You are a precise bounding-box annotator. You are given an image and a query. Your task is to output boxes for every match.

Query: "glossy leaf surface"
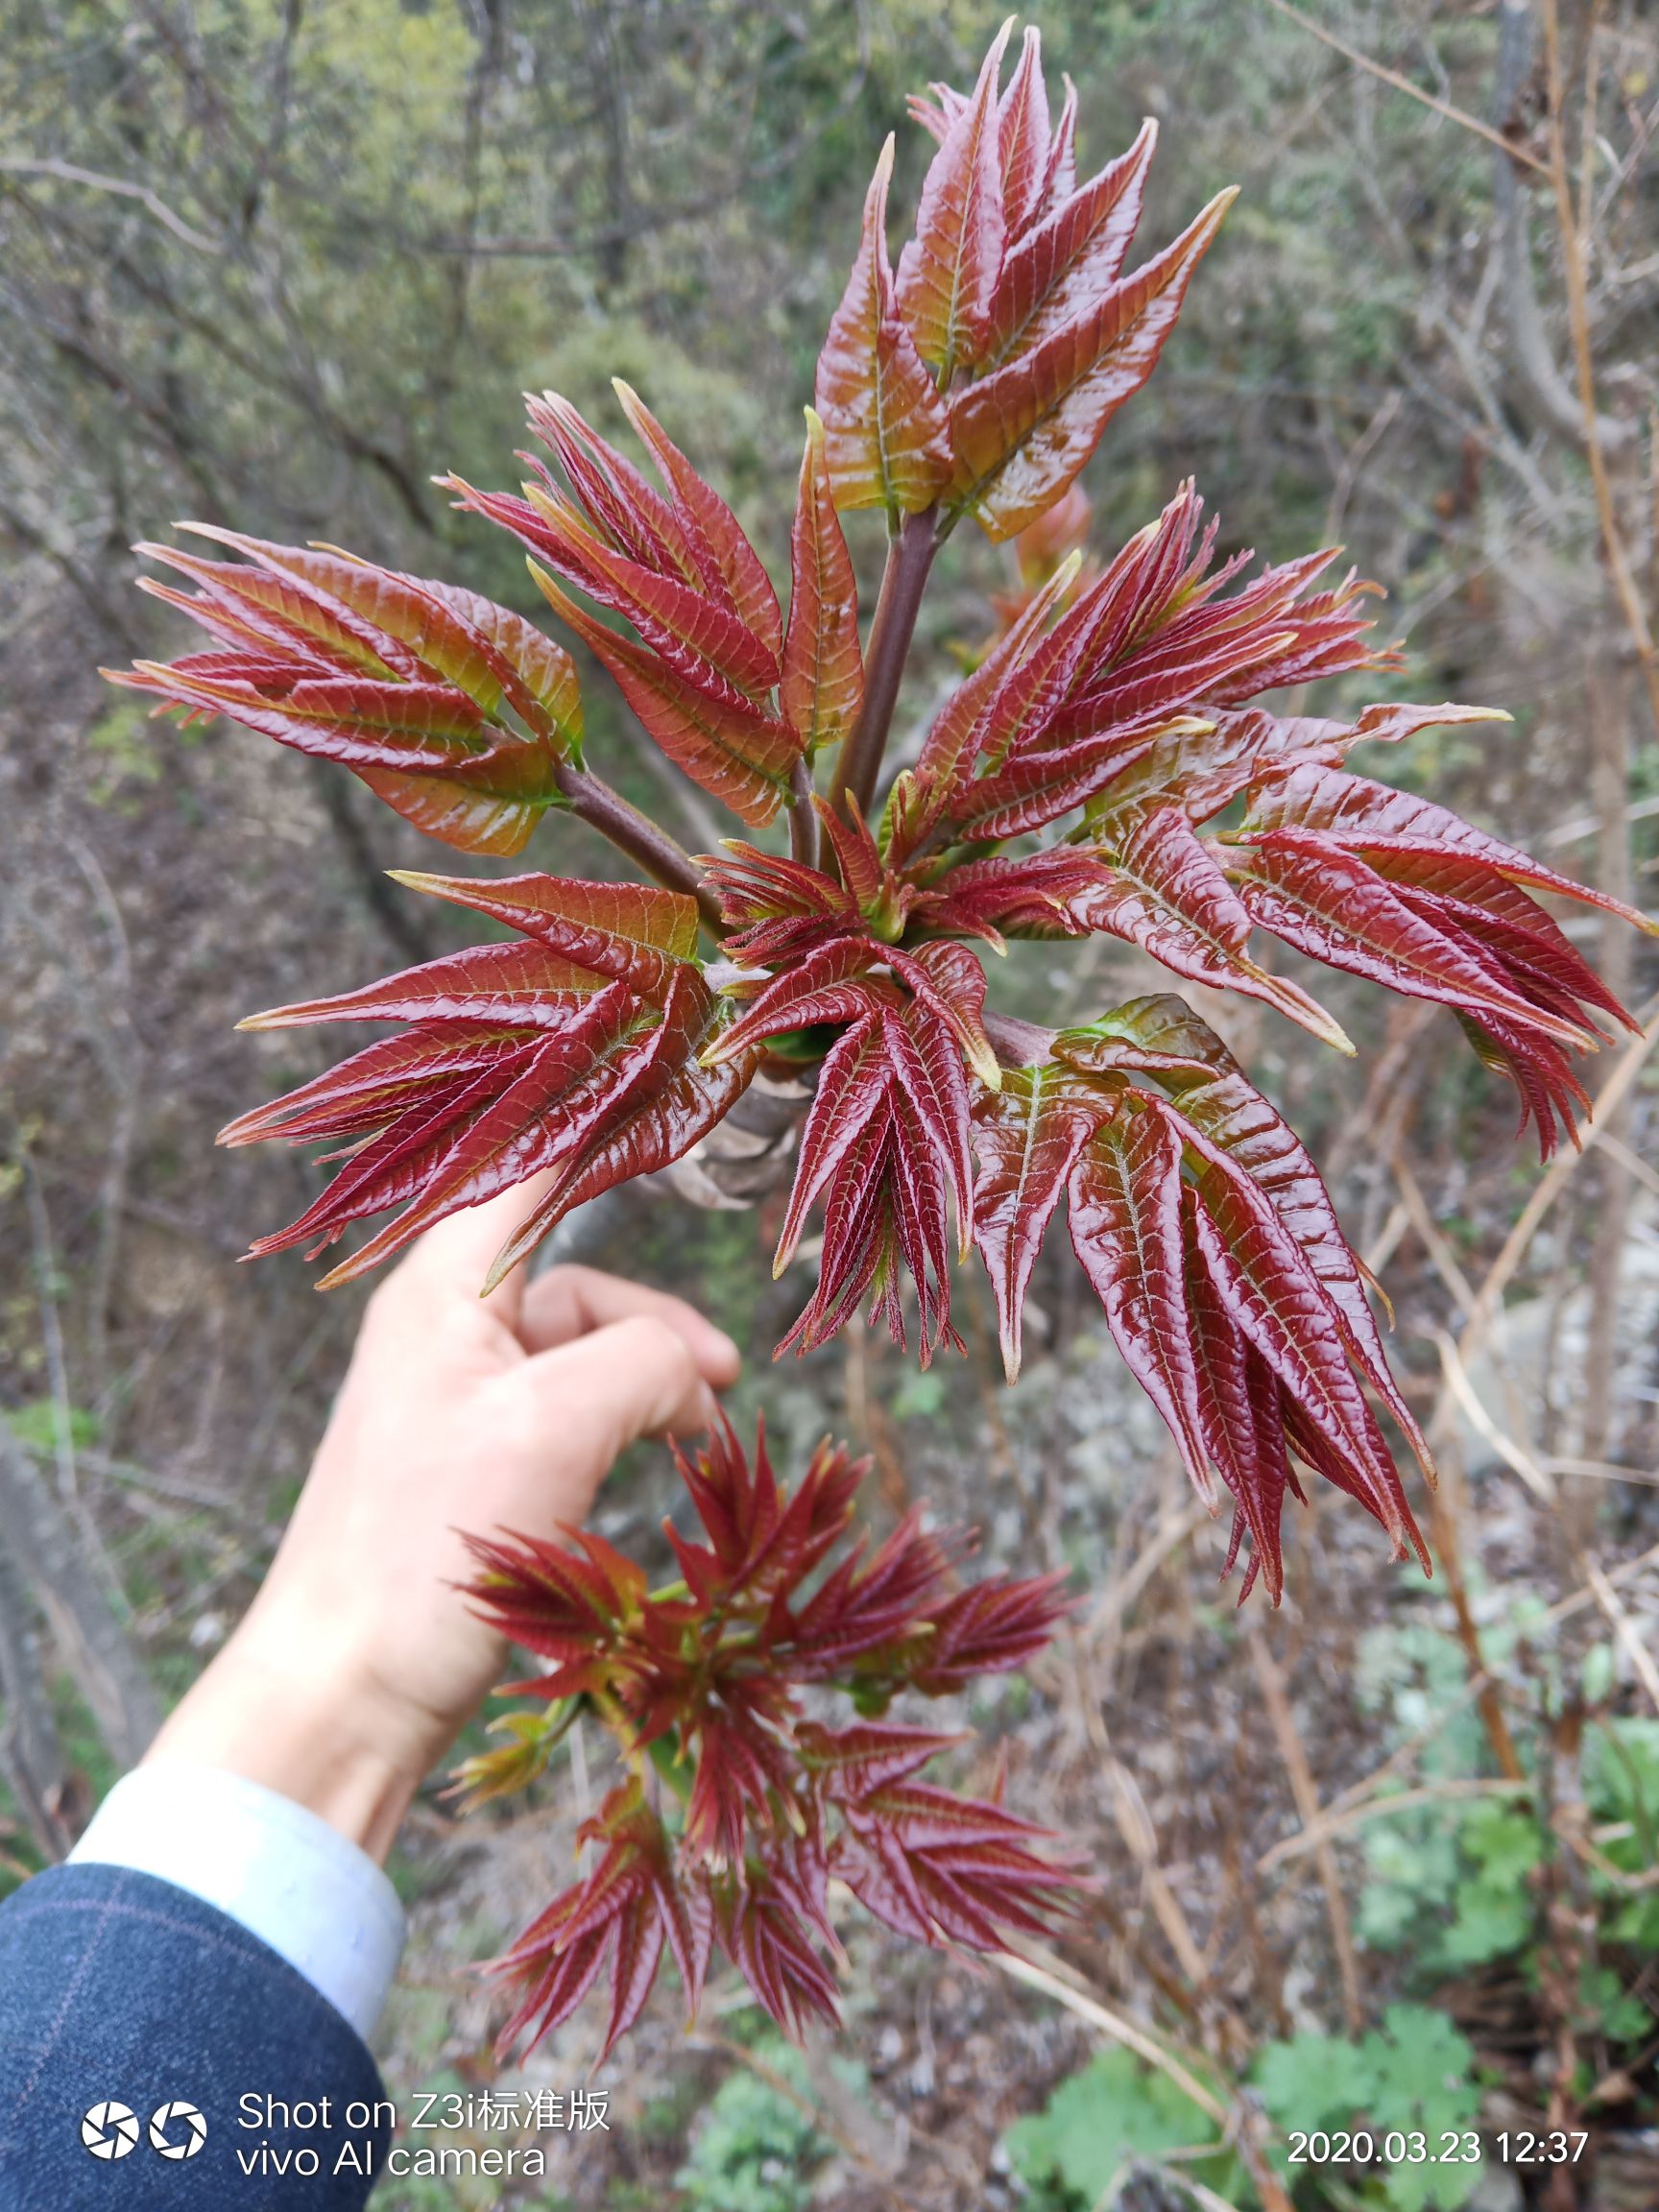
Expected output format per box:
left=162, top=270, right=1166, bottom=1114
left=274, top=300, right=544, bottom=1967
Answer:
left=950, top=189, right=1237, bottom=540
left=109, top=532, right=579, bottom=854
left=781, top=410, right=864, bottom=757
left=118, top=16, right=1652, bottom=1654
left=815, top=136, right=955, bottom=516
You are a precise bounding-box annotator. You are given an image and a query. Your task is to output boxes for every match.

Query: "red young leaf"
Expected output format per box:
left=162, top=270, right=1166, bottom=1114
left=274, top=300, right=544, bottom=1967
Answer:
left=987, top=117, right=1159, bottom=362
left=665, top=1419, right=865, bottom=1612
left=518, top=480, right=779, bottom=701
left=235, top=939, right=618, bottom=1030
left=685, top=1699, right=797, bottom=1863
left=907, top=1571, right=1074, bottom=1693
left=908, top=845, right=1108, bottom=949
left=1213, top=758, right=1653, bottom=1147
left=612, top=379, right=783, bottom=659
left=702, top=839, right=860, bottom=967
left=1067, top=806, right=1354, bottom=1050
left=774, top=990, right=975, bottom=1366
left=797, top=1720, right=967, bottom=1801
left=950, top=188, right=1237, bottom=540
left=482, top=985, right=762, bottom=1288
left=785, top=1505, right=960, bottom=1667
left=108, top=533, right=579, bottom=855
left=1186, top=1171, right=1423, bottom=1568
left=781, top=409, right=864, bottom=757
left=1099, top=699, right=1502, bottom=827
left=1067, top=1097, right=1215, bottom=1500
left=971, top=1062, right=1109, bottom=1378
left=463, top=1414, right=1081, bottom=2054
left=529, top=561, right=798, bottom=827
left=521, top=389, right=780, bottom=680
left=715, top=1865, right=843, bottom=2037
left=1232, top=835, right=1601, bottom=1045
left=815, top=135, right=955, bottom=516
left=996, top=26, right=1052, bottom=240
left=1242, top=761, right=1659, bottom=929
left=491, top=1780, right=702, bottom=2059
left=915, top=485, right=1391, bottom=845
left=383, top=869, right=701, bottom=998
left=895, top=20, right=1011, bottom=377
left=220, top=878, right=741, bottom=1286
left=445, top=387, right=797, bottom=825
left=833, top=1778, right=1081, bottom=1951
left=1183, top=1231, right=1297, bottom=1604
left=1055, top=995, right=1430, bottom=1473
left=948, top=711, right=1188, bottom=842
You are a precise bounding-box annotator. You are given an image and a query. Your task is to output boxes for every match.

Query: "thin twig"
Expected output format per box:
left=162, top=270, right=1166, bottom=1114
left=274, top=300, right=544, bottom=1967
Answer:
left=996, top=1951, right=1294, bottom=2212
left=1106, top=1757, right=1211, bottom=1990
left=1261, top=0, right=1549, bottom=171
left=1431, top=1329, right=1556, bottom=1504
left=1082, top=1501, right=1210, bottom=1647
left=1246, top=1620, right=1364, bottom=2033
left=831, top=510, right=939, bottom=822
left=1455, top=996, right=1659, bottom=1356
left=0, top=156, right=223, bottom=252
left=554, top=763, right=721, bottom=931
left=993, top=1951, right=1229, bottom=2125
left=1259, top=1779, right=1534, bottom=1872
left=1581, top=1554, right=1659, bottom=1718
left=685, top=2032, right=918, bottom=2203
left=1541, top=0, right=1659, bottom=731
left=1392, top=1152, right=1478, bottom=1316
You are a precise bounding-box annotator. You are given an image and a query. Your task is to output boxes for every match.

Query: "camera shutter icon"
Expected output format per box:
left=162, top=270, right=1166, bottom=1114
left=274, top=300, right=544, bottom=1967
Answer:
left=149, top=2100, right=208, bottom=2159
left=81, top=2103, right=140, bottom=2160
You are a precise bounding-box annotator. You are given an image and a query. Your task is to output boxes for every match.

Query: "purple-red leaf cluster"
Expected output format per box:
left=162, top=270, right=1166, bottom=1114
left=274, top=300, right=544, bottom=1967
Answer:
left=816, top=26, right=1235, bottom=536
left=460, top=1416, right=1077, bottom=2055
left=108, top=529, right=581, bottom=855
left=108, top=18, right=1653, bottom=1639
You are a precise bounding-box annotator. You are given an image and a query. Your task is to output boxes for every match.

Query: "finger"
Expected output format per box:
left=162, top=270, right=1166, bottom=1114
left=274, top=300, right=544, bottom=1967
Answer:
left=377, top=1167, right=563, bottom=1329
left=518, top=1263, right=741, bottom=1382
left=490, top=1316, right=719, bottom=1529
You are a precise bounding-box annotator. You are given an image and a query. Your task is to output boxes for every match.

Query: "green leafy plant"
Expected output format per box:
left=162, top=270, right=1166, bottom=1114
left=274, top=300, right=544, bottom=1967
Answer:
left=676, top=2041, right=854, bottom=2212
left=1004, top=2045, right=1246, bottom=2209
left=1008, top=2008, right=1483, bottom=2212
left=1254, top=2005, right=1484, bottom=2212
left=1358, top=1705, right=1659, bottom=2022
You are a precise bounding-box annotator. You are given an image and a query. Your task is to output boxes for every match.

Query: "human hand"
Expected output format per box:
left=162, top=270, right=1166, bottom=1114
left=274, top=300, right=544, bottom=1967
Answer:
left=142, top=1177, right=740, bottom=1859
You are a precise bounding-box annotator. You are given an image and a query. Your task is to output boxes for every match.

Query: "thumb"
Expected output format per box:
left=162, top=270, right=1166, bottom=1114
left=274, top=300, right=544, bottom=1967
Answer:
left=490, top=1314, right=716, bottom=1527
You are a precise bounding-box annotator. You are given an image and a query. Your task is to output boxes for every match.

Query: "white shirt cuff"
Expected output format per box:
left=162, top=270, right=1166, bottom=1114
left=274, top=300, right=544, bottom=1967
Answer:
left=69, top=1764, right=406, bottom=2043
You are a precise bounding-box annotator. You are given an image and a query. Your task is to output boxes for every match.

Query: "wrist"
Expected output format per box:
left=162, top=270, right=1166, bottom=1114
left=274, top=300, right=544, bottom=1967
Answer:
left=143, top=1607, right=432, bottom=1863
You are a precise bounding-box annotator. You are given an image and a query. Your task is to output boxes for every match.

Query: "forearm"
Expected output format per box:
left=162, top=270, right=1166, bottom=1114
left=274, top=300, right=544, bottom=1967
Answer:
left=141, top=1603, right=444, bottom=1865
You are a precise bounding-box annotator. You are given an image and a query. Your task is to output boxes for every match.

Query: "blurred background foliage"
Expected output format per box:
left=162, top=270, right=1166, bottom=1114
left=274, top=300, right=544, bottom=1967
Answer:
left=4, top=3, right=1659, bottom=2207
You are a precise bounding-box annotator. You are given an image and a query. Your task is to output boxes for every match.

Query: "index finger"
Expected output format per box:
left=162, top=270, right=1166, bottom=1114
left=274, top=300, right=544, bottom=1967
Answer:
left=519, top=1262, right=741, bottom=1383
left=376, top=1167, right=562, bottom=1329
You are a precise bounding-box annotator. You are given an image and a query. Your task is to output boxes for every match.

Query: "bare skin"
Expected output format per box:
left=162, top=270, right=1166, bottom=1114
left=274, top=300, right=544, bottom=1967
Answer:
left=143, top=1175, right=741, bottom=1860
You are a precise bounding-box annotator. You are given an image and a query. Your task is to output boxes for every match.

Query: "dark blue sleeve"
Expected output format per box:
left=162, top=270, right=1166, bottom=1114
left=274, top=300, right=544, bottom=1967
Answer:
left=0, top=1863, right=392, bottom=2209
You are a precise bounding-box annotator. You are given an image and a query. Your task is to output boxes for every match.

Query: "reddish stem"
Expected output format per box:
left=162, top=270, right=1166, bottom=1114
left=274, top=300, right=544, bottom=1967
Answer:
left=557, top=762, right=723, bottom=933
left=830, top=507, right=940, bottom=823
left=787, top=756, right=821, bottom=872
